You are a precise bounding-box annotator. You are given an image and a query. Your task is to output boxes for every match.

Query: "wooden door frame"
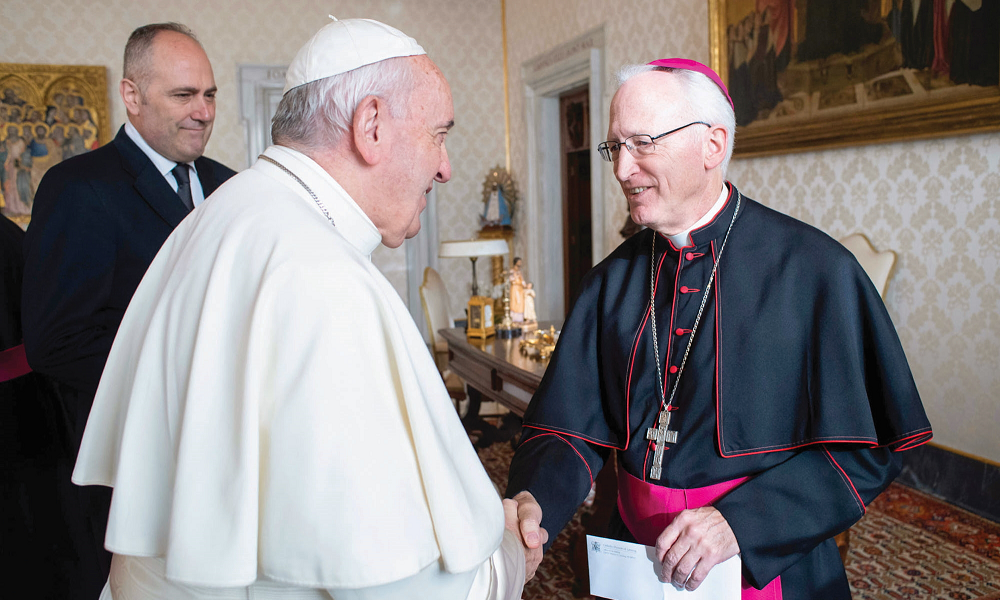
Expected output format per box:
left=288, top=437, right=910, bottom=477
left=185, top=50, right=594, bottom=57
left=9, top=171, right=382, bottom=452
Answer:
left=522, top=26, right=605, bottom=321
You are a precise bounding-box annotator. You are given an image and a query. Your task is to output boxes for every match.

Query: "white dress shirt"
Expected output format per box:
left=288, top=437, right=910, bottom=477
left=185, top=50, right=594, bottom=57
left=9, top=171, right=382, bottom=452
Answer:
left=124, top=121, right=206, bottom=207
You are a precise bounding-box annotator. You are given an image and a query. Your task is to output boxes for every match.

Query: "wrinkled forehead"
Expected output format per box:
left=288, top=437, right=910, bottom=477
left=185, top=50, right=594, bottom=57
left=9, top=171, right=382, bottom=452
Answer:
left=608, top=72, right=687, bottom=138
left=411, top=57, right=454, bottom=119
left=417, top=56, right=451, bottom=96
left=147, top=31, right=214, bottom=81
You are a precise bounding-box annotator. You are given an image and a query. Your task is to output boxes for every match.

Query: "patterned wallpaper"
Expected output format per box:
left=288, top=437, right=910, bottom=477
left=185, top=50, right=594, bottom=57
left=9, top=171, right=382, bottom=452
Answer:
left=502, top=0, right=1000, bottom=462
left=0, top=0, right=507, bottom=329
left=730, top=135, right=1000, bottom=465
left=3, top=0, right=996, bottom=461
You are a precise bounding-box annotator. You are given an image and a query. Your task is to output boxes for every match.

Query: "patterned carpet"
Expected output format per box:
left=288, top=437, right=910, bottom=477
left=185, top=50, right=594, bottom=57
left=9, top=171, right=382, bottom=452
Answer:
left=474, top=439, right=1000, bottom=600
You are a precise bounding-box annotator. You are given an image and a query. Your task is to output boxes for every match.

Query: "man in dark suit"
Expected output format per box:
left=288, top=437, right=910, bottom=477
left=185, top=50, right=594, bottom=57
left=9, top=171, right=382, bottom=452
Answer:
left=21, top=22, right=236, bottom=597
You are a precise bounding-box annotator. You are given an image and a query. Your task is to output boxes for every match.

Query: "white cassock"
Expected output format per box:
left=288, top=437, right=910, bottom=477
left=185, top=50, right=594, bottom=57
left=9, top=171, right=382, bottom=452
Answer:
left=72, top=145, right=525, bottom=600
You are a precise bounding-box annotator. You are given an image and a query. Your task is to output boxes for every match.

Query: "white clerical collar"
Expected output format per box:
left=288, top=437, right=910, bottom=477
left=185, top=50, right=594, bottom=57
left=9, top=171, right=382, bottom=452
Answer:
left=125, top=120, right=204, bottom=205
left=666, top=185, right=730, bottom=249
left=256, top=145, right=382, bottom=257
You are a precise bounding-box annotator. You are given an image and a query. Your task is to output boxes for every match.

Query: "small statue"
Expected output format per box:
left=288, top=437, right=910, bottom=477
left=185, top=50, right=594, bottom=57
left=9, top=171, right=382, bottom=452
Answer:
left=481, top=182, right=512, bottom=227
left=509, top=257, right=527, bottom=322
left=496, top=273, right=521, bottom=339
left=524, top=283, right=536, bottom=323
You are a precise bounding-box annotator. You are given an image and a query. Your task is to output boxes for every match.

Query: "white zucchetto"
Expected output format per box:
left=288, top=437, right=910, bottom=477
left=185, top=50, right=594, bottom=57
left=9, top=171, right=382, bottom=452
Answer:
left=283, top=16, right=426, bottom=94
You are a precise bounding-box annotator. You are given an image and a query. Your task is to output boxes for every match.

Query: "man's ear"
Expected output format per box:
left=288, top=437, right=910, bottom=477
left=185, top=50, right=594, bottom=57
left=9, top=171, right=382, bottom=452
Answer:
left=120, top=79, right=141, bottom=118
left=352, top=95, right=387, bottom=166
left=703, top=125, right=728, bottom=171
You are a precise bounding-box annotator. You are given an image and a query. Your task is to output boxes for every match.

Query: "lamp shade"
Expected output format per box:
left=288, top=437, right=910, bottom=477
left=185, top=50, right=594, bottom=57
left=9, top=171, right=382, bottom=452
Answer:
left=438, top=239, right=509, bottom=258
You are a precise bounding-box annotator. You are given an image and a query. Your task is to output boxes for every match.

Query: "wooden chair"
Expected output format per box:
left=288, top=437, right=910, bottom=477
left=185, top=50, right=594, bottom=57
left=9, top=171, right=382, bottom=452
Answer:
left=839, top=233, right=897, bottom=298
left=419, top=267, right=467, bottom=408
left=834, top=233, right=898, bottom=563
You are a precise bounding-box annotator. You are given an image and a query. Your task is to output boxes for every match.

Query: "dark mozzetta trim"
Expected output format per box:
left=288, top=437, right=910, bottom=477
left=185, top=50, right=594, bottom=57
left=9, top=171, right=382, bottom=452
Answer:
left=896, top=443, right=1000, bottom=524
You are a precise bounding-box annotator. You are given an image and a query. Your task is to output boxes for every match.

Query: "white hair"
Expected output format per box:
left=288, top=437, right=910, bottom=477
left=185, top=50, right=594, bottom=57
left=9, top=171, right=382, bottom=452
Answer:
left=271, top=56, right=416, bottom=151
left=615, top=63, right=736, bottom=176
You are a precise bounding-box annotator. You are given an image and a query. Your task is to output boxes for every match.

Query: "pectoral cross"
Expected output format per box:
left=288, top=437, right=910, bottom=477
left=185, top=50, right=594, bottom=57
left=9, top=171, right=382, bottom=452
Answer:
left=646, top=407, right=678, bottom=480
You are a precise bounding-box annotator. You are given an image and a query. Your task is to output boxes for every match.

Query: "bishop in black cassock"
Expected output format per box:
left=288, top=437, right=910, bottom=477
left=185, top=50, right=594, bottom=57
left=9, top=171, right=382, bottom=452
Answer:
left=505, top=60, right=931, bottom=600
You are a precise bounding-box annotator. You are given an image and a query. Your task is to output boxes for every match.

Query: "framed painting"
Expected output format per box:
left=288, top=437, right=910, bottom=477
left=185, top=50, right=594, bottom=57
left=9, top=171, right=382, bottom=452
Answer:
left=1, top=63, right=110, bottom=227
left=708, top=0, right=1000, bottom=157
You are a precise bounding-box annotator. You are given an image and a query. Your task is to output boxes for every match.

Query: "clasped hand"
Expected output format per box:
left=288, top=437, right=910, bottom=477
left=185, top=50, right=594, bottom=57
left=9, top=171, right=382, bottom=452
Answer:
left=502, top=491, right=549, bottom=582
left=654, top=506, right=740, bottom=591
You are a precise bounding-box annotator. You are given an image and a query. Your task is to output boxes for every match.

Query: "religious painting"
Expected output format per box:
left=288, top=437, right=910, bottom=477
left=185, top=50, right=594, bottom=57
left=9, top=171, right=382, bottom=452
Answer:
left=0, top=63, right=110, bottom=227
left=708, top=0, right=1000, bottom=156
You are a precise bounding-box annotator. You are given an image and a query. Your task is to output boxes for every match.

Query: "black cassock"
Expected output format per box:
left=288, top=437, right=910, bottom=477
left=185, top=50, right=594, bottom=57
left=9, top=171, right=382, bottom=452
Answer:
left=506, top=185, right=932, bottom=600
left=1, top=215, right=87, bottom=592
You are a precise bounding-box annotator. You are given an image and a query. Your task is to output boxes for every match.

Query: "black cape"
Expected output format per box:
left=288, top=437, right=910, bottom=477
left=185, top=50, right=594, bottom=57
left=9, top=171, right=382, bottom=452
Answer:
left=1, top=215, right=79, bottom=591
left=506, top=185, right=931, bottom=598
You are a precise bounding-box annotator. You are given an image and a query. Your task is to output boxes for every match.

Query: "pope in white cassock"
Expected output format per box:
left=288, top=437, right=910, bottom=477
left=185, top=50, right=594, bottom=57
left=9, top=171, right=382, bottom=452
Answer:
left=71, top=17, right=543, bottom=600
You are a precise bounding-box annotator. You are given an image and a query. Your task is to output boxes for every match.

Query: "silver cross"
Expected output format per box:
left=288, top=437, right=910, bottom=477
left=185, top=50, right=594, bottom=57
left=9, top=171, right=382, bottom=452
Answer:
left=646, top=408, right=678, bottom=480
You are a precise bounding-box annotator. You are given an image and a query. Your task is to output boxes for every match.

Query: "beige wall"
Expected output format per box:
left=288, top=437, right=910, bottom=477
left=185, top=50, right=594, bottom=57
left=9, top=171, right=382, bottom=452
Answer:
left=0, top=0, right=507, bottom=317
left=502, top=0, right=1000, bottom=463
left=4, top=0, right=996, bottom=462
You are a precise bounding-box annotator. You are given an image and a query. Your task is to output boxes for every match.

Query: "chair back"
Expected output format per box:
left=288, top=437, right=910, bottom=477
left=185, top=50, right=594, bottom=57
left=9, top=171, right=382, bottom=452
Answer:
left=420, top=267, right=454, bottom=354
left=839, top=233, right=897, bottom=299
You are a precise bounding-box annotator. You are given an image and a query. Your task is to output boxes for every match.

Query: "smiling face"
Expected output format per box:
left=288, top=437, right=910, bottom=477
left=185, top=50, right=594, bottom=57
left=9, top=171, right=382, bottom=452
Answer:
left=608, top=71, right=718, bottom=235
left=375, top=57, right=454, bottom=248
left=123, top=30, right=216, bottom=163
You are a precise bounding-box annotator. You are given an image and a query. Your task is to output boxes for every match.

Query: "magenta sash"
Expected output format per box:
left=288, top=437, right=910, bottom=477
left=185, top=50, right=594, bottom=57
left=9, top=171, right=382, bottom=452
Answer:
left=0, top=344, right=31, bottom=382
left=617, top=467, right=782, bottom=600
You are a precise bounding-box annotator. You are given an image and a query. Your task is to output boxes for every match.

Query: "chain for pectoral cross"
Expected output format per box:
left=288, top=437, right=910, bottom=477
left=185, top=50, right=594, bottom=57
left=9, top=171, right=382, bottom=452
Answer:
left=645, top=192, right=741, bottom=480
left=258, top=154, right=336, bottom=227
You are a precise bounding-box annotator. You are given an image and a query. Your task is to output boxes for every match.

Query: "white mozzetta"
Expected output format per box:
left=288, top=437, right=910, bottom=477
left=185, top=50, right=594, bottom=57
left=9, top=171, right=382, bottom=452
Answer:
left=73, top=146, right=515, bottom=597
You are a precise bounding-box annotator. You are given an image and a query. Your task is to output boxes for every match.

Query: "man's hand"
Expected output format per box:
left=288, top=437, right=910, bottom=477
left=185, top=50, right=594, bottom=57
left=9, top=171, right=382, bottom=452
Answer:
left=502, top=491, right=549, bottom=581
left=653, top=506, right=740, bottom=591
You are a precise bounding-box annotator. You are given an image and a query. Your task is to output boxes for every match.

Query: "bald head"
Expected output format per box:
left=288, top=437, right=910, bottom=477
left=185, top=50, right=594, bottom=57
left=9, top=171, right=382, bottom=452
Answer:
left=124, top=23, right=201, bottom=91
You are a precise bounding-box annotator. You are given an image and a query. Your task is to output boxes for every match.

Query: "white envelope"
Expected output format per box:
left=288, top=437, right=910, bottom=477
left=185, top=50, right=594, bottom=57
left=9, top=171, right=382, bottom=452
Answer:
left=587, top=535, right=741, bottom=600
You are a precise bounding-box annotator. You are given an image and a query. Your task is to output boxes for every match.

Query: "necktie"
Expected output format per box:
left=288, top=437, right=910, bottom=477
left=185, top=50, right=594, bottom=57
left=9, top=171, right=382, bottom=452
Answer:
left=172, top=163, right=193, bottom=211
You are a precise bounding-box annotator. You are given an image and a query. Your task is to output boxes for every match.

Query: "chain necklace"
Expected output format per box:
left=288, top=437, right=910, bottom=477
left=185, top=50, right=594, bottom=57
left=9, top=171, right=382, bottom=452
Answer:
left=258, top=154, right=336, bottom=227
left=645, top=191, right=740, bottom=479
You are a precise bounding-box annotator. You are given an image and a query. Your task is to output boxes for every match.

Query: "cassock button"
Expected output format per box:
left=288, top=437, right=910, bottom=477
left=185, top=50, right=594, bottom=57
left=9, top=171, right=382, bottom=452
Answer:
left=675, top=328, right=685, bottom=335
left=685, top=252, right=695, bottom=261
left=680, top=286, right=689, bottom=293
left=669, top=365, right=678, bottom=374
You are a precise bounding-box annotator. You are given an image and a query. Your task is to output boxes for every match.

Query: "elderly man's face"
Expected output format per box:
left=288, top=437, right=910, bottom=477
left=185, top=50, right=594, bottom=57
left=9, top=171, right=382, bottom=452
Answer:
left=377, top=57, right=454, bottom=248
left=608, top=72, right=711, bottom=235
left=126, top=30, right=217, bottom=163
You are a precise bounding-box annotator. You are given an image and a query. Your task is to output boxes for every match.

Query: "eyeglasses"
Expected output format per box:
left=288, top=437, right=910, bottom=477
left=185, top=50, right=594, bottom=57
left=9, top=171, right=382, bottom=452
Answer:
left=597, top=122, right=710, bottom=162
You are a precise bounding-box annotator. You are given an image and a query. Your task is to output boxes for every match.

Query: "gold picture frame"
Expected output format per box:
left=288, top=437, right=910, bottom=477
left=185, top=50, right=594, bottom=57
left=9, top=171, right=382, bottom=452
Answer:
left=708, top=0, right=1000, bottom=158
left=1, top=63, right=111, bottom=227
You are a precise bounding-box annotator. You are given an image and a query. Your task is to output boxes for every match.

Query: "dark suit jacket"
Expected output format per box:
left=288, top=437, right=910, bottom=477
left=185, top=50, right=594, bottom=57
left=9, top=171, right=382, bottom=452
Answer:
left=22, top=125, right=237, bottom=445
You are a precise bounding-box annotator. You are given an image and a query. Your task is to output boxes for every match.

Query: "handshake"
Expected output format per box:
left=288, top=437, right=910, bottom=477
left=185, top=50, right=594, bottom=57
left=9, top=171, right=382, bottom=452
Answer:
left=502, top=491, right=549, bottom=582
